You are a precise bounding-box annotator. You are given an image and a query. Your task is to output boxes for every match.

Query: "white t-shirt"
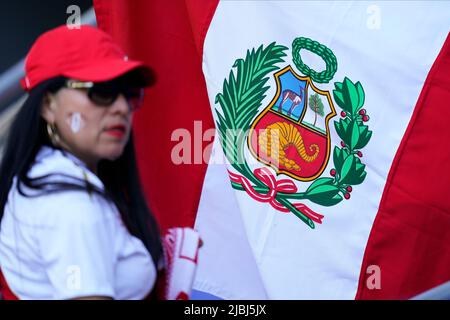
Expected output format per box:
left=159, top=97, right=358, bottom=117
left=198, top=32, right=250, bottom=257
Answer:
left=0, top=146, right=156, bottom=300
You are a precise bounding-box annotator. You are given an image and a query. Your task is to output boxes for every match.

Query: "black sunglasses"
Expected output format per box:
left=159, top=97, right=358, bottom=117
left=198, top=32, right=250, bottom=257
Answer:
left=65, top=79, right=145, bottom=111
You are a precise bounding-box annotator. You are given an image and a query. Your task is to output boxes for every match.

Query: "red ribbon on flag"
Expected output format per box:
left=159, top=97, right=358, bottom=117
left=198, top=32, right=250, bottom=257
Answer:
left=228, top=168, right=324, bottom=223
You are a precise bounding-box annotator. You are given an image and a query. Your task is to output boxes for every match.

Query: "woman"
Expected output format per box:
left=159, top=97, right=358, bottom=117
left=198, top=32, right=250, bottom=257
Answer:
left=0, top=25, right=163, bottom=299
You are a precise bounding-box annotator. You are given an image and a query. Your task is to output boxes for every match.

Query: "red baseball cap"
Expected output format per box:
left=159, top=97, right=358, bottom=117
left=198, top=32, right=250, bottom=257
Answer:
left=21, top=25, right=154, bottom=91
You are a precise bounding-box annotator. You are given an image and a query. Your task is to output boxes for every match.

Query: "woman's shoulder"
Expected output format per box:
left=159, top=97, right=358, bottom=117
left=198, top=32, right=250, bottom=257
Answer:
left=29, top=146, right=103, bottom=189
left=8, top=146, right=114, bottom=228
left=29, top=146, right=71, bottom=177
left=35, top=190, right=117, bottom=229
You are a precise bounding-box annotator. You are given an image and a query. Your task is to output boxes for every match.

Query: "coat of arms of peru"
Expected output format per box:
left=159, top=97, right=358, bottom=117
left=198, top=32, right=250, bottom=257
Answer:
left=215, top=38, right=372, bottom=229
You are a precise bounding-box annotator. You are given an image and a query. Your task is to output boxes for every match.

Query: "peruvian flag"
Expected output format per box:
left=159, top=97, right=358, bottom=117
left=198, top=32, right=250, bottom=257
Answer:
left=94, top=0, right=450, bottom=299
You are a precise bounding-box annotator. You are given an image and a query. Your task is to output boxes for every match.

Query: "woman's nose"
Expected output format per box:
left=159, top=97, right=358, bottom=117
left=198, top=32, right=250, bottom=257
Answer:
left=110, top=94, right=131, bottom=115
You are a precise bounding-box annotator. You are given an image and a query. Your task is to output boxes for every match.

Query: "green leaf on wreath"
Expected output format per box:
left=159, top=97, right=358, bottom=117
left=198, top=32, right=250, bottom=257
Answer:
left=305, top=184, right=340, bottom=205
left=333, top=147, right=347, bottom=173
left=323, top=194, right=344, bottom=206
left=340, top=157, right=367, bottom=185
left=342, top=77, right=360, bottom=114
left=350, top=120, right=361, bottom=150
left=352, top=159, right=367, bottom=185
left=334, top=121, right=344, bottom=141
left=333, top=78, right=365, bottom=114
left=334, top=118, right=350, bottom=142
left=333, top=88, right=347, bottom=112
left=356, top=81, right=365, bottom=110
left=348, top=171, right=367, bottom=185
left=339, top=154, right=357, bottom=185
left=306, top=177, right=335, bottom=193
left=354, top=125, right=372, bottom=149
left=355, top=160, right=366, bottom=176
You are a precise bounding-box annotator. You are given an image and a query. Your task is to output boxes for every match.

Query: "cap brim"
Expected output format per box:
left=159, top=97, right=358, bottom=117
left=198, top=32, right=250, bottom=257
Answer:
left=63, top=59, right=156, bottom=87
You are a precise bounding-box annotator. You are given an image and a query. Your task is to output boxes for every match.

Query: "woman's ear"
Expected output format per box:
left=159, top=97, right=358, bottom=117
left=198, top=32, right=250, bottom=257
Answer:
left=41, top=92, right=57, bottom=123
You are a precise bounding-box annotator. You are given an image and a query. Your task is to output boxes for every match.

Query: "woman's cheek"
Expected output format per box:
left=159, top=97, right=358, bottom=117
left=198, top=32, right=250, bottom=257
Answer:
left=65, top=112, right=86, bottom=134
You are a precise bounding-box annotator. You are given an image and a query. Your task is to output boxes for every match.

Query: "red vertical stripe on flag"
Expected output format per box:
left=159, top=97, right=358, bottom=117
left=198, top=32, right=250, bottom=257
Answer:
left=356, top=33, right=450, bottom=299
left=94, top=0, right=219, bottom=229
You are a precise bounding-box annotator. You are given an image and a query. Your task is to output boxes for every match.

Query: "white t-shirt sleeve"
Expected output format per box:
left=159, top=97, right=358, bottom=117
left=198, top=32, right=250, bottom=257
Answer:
left=36, top=191, right=117, bottom=300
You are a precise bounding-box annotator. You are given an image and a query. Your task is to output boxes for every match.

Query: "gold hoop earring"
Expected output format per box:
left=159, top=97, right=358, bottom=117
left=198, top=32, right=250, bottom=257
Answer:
left=46, top=122, right=60, bottom=146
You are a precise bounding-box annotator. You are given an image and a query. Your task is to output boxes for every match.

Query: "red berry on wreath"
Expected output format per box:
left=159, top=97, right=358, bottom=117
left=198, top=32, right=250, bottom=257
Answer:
left=359, top=109, right=366, bottom=115
left=346, top=186, right=353, bottom=192
left=330, top=169, right=336, bottom=176
left=340, top=111, right=346, bottom=117
left=340, top=141, right=346, bottom=147
left=362, top=115, right=369, bottom=122
left=344, top=193, right=351, bottom=200
left=357, top=151, right=363, bottom=157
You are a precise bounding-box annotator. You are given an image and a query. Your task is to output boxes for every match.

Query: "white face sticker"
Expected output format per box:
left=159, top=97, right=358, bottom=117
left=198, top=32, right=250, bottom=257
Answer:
left=68, top=112, right=84, bottom=134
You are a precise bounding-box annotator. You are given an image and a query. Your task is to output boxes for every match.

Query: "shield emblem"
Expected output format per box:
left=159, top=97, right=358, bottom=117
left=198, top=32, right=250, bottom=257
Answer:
left=248, top=65, right=337, bottom=181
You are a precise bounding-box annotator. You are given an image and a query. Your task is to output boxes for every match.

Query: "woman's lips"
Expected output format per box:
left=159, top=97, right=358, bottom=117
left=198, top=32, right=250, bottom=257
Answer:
left=104, top=124, right=127, bottom=138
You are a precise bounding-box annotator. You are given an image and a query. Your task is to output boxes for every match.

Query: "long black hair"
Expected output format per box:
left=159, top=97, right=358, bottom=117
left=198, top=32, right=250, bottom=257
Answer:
left=0, top=76, right=163, bottom=268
